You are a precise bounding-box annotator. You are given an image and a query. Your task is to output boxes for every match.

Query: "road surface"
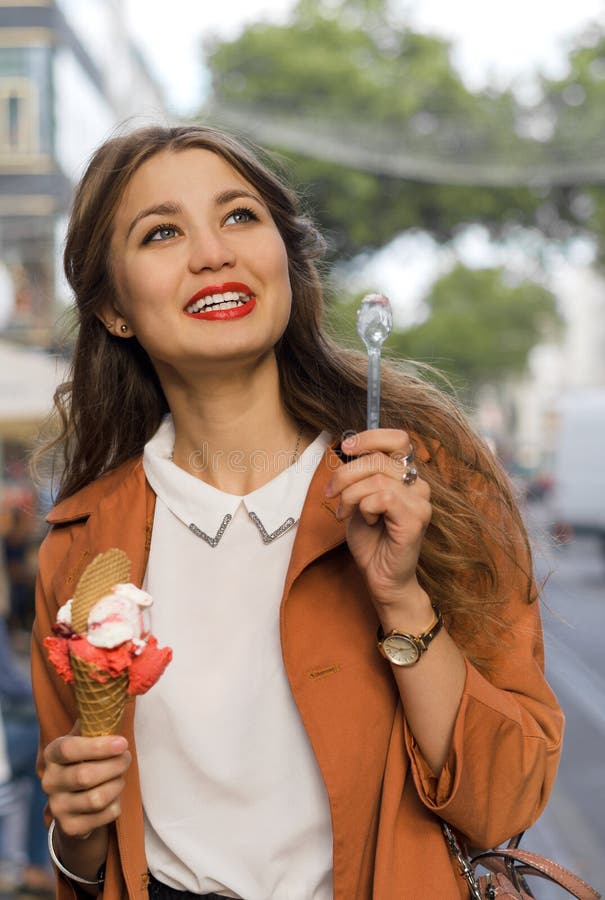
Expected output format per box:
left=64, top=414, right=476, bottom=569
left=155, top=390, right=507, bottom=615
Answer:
left=515, top=502, right=605, bottom=897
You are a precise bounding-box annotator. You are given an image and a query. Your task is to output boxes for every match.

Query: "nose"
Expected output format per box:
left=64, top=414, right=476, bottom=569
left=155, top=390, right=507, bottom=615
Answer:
left=187, top=227, right=236, bottom=273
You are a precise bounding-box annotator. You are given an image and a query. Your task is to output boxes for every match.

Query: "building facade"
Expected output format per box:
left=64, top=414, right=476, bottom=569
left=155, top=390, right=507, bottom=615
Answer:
left=0, top=0, right=166, bottom=346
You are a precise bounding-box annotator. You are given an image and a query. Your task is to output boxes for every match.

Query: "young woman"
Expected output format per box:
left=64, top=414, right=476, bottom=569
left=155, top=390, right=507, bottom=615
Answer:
left=31, top=125, right=563, bottom=900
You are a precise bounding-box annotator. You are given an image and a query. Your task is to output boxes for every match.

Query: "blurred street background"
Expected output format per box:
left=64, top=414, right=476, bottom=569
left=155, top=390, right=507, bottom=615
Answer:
left=0, top=0, right=604, bottom=896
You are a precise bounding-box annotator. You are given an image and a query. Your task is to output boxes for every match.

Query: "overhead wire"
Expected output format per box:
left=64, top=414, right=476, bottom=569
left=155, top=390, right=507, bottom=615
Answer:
left=211, top=105, right=605, bottom=187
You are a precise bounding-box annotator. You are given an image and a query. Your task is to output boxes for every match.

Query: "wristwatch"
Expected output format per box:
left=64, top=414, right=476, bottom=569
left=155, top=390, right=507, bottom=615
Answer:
left=377, top=608, right=443, bottom=667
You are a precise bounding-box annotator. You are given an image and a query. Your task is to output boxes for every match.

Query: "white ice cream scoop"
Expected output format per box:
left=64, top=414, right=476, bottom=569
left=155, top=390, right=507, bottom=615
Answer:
left=87, top=583, right=153, bottom=649
left=56, top=598, right=73, bottom=628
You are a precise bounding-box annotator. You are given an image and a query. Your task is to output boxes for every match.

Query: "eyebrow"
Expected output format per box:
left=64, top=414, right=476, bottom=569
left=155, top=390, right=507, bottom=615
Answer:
left=126, top=202, right=182, bottom=239
left=126, top=189, right=265, bottom=239
left=215, top=188, right=265, bottom=207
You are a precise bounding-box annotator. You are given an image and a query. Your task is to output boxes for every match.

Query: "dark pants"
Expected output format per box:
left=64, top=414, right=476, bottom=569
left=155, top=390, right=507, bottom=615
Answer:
left=148, top=873, right=243, bottom=900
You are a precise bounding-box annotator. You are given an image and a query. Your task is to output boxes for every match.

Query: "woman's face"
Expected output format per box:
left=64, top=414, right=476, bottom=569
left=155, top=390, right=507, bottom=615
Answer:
left=106, top=148, right=292, bottom=376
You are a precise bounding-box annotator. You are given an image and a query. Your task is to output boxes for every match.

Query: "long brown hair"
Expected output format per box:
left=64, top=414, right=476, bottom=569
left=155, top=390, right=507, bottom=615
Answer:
left=38, top=124, right=534, bottom=655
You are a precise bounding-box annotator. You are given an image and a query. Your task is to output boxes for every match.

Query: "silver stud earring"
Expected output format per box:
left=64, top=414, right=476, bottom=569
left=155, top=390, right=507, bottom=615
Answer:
left=120, top=324, right=128, bottom=334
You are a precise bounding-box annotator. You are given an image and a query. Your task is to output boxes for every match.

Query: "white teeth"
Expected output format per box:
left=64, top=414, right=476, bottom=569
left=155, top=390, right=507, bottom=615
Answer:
left=185, top=291, right=250, bottom=314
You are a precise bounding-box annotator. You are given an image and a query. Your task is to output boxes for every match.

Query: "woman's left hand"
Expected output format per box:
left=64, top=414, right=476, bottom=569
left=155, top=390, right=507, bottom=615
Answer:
left=325, top=429, right=432, bottom=612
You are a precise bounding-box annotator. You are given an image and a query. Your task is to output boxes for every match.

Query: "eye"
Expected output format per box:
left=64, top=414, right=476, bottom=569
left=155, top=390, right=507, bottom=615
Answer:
left=224, top=207, right=259, bottom=226
left=142, top=223, right=180, bottom=244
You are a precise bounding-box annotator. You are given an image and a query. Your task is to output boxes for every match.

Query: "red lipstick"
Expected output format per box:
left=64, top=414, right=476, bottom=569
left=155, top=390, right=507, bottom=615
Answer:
left=192, top=299, right=256, bottom=321
left=184, top=281, right=256, bottom=322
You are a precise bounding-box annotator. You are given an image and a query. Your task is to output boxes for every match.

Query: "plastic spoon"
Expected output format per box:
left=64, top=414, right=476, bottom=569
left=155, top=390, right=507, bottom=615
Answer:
left=356, top=293, right=393, bottom=430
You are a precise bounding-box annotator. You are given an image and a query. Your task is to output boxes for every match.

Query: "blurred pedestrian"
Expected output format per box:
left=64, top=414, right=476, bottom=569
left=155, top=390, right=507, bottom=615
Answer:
left=32, top=125, right=563, bottom=900
left=0, top=596, right=53, bottom=896
left=0, top=706, right=22, bottom=894
left=3, top=507, right=36, bottom=634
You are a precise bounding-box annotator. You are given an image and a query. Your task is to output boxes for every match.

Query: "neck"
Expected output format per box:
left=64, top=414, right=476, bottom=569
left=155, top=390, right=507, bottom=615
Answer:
left=157, top=355, right=306, bottom=494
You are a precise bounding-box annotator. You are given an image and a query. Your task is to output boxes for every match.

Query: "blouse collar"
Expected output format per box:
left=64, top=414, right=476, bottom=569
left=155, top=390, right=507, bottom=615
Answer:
left=143, top=417, right=331, bottom=546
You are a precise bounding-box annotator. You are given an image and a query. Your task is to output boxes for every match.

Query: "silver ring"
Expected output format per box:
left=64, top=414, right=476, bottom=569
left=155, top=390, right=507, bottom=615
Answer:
left=400, top=450, right=414, bottom=467
left=401, top=465, right=418, bottom=486
left=392, top=445, right=416, bottom=485
left=392, top=445, right=414, bottom=466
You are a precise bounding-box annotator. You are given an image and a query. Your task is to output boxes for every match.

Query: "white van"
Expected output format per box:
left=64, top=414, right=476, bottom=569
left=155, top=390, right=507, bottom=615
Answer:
left=550, top=388, right=605, bottom=538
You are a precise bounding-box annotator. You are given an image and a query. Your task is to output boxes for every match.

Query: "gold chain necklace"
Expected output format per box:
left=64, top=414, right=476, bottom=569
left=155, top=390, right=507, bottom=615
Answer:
left=291, top=426, right=303, bottom=463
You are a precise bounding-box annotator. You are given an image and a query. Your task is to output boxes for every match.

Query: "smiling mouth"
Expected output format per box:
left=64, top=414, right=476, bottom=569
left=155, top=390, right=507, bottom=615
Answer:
left=184, top=290, right=253, bottom=314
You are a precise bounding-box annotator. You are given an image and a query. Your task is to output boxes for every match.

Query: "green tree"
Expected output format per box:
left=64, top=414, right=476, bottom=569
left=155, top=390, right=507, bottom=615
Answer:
left=204, top=0, right=540, bottom=258
left=326, top=265, right=562, bottom=403
left=392, top=265, right=561, bottom=399
left=202, top=0, right=568, bottom=405
left=534, top=24, right=605, bottom=259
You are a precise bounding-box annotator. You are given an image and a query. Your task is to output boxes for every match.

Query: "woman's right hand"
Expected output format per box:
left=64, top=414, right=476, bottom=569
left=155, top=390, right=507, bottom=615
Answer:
left=42, top=730, right=131, bottom=838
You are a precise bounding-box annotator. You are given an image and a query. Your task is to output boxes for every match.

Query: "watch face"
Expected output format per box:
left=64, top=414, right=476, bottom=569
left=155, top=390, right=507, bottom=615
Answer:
left=382, top=634, right=420, bottom=666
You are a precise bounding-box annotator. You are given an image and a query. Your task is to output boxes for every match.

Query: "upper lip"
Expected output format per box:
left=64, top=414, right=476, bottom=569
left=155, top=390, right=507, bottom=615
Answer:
left=185, top=281, right=254, bottom=309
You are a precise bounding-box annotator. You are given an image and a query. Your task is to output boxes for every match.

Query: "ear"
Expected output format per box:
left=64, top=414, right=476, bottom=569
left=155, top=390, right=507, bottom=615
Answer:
left=96, top=302, right=131, bottom=338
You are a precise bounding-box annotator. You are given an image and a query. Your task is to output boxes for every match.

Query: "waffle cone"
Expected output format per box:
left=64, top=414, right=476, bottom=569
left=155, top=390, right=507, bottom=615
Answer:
left=71, top=549, right=131, bottom=633
left=70, top=656, right=129, bottom=736
left=70, top=549, right=132, bottom=735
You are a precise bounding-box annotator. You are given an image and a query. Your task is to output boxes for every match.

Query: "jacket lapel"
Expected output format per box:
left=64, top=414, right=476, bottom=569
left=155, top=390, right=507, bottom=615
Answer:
left=283, top=444, right=347, bottom=591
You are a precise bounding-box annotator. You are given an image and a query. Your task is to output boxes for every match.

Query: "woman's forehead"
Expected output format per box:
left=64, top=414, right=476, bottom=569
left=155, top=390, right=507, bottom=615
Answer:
left=113, top=148, right=259, bottom=231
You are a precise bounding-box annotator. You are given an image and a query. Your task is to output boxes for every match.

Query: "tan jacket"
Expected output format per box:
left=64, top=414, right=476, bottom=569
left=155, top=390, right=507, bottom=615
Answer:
left=32, top=445, right=564, bottom=900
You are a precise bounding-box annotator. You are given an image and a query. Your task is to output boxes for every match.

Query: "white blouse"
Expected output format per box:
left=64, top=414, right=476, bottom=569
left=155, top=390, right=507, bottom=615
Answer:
left=137, top=419, right=333, bottom=900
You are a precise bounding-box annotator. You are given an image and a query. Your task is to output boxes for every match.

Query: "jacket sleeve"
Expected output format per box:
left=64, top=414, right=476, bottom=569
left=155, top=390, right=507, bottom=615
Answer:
left=403, top=462, right=564, bottom=849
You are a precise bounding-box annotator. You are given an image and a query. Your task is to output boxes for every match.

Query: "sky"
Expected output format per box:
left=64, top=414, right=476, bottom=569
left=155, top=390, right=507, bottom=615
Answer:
left=125, top=0, right=605, bottom=113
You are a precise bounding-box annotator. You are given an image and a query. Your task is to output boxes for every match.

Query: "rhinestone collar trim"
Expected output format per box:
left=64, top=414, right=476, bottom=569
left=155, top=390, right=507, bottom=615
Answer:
left=188, top=510, right=298, bottom=547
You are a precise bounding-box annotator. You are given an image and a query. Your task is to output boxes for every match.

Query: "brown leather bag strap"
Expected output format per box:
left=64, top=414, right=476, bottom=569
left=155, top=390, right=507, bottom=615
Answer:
left=471, top=847, right=601, bottom=900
